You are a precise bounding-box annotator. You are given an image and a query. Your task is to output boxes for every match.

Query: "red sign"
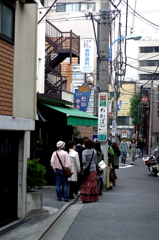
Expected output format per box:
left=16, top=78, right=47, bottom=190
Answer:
left=142, top=96, right=148, bottom=103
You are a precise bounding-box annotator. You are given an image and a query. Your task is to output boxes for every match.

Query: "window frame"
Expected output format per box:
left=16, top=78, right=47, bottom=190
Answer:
left=140, top=46, right=159, bottom=53
left=140, top=60, right=159, bottom=67
left=140, top=73, right=159, bottom=80
left=56, top=2, right=95, bottom=12
left=0, top=1, right=15, bottom=44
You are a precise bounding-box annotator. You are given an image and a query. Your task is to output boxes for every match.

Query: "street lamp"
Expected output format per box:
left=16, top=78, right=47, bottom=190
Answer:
left=108, top=35, right=142, bottom=62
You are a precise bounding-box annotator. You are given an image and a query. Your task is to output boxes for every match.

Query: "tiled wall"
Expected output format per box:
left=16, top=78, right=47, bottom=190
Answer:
left=0, top=39, right=14, bottom=116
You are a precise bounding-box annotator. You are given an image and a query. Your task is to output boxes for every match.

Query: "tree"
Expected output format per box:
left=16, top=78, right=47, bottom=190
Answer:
left=129, top=93, right=142, bottom=125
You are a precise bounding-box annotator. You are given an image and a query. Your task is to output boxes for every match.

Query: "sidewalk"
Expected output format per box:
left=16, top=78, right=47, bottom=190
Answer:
left=0, top=155, right=149, bottom=239
left=0, top=186, right=79, bottom=240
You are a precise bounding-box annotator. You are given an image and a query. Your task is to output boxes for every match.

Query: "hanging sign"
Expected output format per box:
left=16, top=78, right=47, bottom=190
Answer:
left=98, top=93, right=108, bottom=141
left=112, top=120, right=117, bottom=136
left=80, top=38, right=94, bottom=73
left=74, top=83, right=91, bottom=111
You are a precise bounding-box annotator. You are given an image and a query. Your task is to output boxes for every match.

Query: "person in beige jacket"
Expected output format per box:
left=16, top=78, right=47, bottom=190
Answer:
left=67, top=141, right=80, bottom=199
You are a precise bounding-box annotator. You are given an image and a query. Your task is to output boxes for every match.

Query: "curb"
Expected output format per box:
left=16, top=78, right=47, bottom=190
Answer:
left=38, top=194, right=80, bottom=240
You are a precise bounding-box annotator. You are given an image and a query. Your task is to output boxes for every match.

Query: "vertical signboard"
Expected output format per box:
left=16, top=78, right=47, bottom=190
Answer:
left=98, top=93, right=108, bottom=141
left=112, top=120, right=116, bottom=136
left=74, top=84, right=91, bottom=111
left=80, top=39, right=94, bottom=73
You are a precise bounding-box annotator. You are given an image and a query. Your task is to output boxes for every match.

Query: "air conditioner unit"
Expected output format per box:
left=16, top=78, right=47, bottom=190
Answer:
left=19, top=0, right=38, bottom=3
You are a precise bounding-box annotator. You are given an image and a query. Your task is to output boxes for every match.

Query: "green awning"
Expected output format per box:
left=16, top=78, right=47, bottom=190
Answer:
left=41, top=103, right=98, bottom=126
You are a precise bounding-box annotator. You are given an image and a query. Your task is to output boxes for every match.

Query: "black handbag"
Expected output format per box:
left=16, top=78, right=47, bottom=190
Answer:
left=56, top=151, right=73, bottom=179
left=81, top=150, right=94, bottom=181
left=110, top=169, right=117, bottom=181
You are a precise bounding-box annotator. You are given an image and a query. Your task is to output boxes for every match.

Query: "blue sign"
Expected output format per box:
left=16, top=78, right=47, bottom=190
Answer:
left=74, top=84, right=91, bottom=111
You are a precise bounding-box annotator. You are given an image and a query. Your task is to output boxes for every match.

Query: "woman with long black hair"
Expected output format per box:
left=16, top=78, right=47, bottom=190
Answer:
left=94, top=142, right=104, bottom=196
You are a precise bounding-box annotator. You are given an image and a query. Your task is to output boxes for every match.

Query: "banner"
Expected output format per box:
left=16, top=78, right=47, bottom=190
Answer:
left=80, top=39, right=94, bottom=73
left=74, top=83, right=91, bottom=111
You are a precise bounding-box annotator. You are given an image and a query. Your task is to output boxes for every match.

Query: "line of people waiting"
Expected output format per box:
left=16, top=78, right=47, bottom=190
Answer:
left=50, top=137, right=121, bottom=203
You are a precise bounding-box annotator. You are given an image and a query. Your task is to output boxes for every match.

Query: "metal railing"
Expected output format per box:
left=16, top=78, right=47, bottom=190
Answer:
left=45, top=19, right=80, bottom=53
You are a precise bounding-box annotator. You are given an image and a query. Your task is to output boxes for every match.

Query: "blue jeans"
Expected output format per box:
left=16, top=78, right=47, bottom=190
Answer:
left=121, top=152, right=127, bottom=164
left=54, top=169, right=68, bottom=200
left=131, top=155, right=135, bottom=163
left=138, top=148, right=143, bottom=157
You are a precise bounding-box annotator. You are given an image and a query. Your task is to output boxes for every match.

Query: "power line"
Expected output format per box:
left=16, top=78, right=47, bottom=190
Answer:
left=38, top=0, right=57, bottom=24
left=122, top=0, right=159, bottom=29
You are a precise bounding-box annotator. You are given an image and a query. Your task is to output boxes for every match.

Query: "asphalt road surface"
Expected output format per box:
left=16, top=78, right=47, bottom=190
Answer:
left=44, top=158, right=159, bottom=240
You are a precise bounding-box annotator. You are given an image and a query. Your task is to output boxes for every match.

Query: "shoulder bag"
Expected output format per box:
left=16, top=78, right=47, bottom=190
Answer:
left=82, top=150, right=94, bottom=181
left=98, top=160, right=106, bottom=171
left=56, top=151, right=73, bottom=179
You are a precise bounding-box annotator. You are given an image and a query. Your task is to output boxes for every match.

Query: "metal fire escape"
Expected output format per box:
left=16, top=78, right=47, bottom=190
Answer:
left=45, top=20, right=80, bottom=93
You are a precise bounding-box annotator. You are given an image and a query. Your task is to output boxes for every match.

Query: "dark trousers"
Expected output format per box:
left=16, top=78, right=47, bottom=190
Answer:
left=69, top=181, right=77, bottom=199
left=98, top=178, right=103, bottom=195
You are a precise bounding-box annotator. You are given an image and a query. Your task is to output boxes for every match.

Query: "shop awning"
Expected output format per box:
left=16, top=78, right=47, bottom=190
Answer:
left=41, top=103, right=98, bottom=126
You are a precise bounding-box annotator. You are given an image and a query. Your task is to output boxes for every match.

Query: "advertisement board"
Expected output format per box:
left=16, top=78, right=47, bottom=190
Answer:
left=80, top=39, right=94, bottom=73
left=98, top=93, right=107, bottom=141
left=74, top=84, right=91, bottom=111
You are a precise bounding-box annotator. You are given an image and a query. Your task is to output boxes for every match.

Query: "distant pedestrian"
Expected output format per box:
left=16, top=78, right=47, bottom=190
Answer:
left=111, top=142, right=121, bottom=185
left=120, top=138, right=129, bottom=164
left=76, top=138, right=85, bottom=171
left=80, top=139, right=99, bottom=203
left=50, top=141, right=71, bottom=202
left=68, top=141, right=80, bottom=199
left=129, top=139, right=137, bottom=165
left=94, top=142, right=104, bottom=196
left=75, top=138, right=85, bottom=190
left=137, top=138, right=145, bottom=157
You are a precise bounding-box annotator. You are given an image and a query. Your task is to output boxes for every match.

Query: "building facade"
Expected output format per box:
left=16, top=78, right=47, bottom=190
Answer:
left=137, top=40, right=159, bottom=148
left=0, top=0, right=38, bottom=227
left=109, top=82, right=136, bottom=137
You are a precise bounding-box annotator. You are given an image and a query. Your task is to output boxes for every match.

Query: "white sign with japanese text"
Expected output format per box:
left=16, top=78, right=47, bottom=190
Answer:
left=80, top=39, right=94, bottom=73
left=98, top=93, right=108, bottom=141
left=112, top=120, right=117, bottom=136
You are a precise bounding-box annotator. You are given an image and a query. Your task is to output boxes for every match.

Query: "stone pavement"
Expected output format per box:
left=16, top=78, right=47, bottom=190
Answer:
left=0, top=186, right=79, bottom=240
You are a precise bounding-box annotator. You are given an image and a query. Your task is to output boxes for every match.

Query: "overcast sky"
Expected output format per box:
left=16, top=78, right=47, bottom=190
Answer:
left=115, top=0, right=159, bottom=80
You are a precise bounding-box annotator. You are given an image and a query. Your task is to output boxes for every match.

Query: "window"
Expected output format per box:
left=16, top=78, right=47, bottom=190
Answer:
left=158, top=85, right=159, bottom=91
left=158, top=111, right=159, bottom=117
left=0, top=1, right=15, bottom=43
left=56, top=2, right=95, bottom=12
left=117, top=117, right=129, bottom=126
left=140, top=60, right=159, bottom=67
left=140, top=73, right=159, bottom=80
left=140, top=46, right=159, bottom=53
left=109, top=92, right=114, bottom=97
left=157, top=102, right=159, bottom=108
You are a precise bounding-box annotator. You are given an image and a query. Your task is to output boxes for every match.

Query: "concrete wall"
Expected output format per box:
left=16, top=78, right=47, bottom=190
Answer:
left=13, top=2, right=38, bottom=119
left=37, top=1, right=45, bottom=94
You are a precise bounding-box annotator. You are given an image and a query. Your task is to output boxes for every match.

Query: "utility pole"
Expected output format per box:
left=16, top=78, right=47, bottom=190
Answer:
left=111, top=28, right=122, bottom=143
left=97, top=0, right=110, bottom=188
left=148, top=80, right=153, bottom=155
left=137, top=88, right=141, bottom=142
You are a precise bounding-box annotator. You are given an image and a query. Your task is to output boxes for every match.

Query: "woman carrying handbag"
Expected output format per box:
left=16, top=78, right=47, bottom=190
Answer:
left=50, top=141, right=71, bottom=202
left=80, top=139, right=99, bottom=203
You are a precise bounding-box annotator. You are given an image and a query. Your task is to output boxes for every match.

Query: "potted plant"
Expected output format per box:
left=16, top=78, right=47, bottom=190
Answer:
left=26, top=158, right=46, bottom=212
